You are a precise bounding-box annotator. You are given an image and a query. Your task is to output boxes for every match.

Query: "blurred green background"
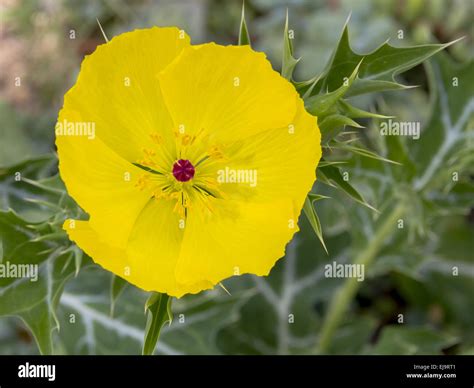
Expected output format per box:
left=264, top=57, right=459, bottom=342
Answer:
left=0, top=0, right=473, bottom=355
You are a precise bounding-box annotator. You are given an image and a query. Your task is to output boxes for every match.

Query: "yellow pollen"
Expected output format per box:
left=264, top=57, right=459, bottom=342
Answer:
left=149, top=133, right=162, bottom=144
left=142, top=148, right=156, bottom=157
left=137, top=158, right=157, bottom=167
left=208, top=145, right=226, bottom=160
left=135, top=174, right=151, bottom=191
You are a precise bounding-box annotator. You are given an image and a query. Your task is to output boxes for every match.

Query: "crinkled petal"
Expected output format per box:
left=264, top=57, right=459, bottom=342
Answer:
left=64, top=220, right=128, bottom=277
left=57, top=130, right=153, bottom=249
left=60, top=27, right=190, bottom=165
left=175, top=199, right=297, bottom=285
left=126, top=199, right=214, bottom=297
left=206, top=96, right=321, bottom=205
left=158, top=43, right=298, bottom=146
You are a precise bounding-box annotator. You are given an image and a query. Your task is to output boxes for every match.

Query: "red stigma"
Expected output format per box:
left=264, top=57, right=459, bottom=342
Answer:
left=172, top=159, right=195, bottom=182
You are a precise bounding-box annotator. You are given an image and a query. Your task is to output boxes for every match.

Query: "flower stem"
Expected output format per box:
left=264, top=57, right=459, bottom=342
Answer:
left=316, top=201, right=406, bottom=353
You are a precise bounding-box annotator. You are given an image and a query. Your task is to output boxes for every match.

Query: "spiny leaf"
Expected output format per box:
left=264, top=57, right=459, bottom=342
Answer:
left=238, top=1, right=251, bottom=46
left=281, top=9, right=300, bottom=80
left=142, top=292, right=173, bottom=355
left=308, top=193, right=331, bottom=202
left=347, top=79, right=417, bottom=97
left=0, top=210, right=88, bottom=354
left=318, top=163, right=378, bottom=212
left=110, top=274, right=128, bottom=317
left=325, top=27, right=461, bottom=96
left=337, top=100, right=394, bottom=119
left=371, top=326, right=458, bottom=355
left=295, top=74, right=322, bottom=99
left=30, top=231, right=67, bottom=242
left=302, top=15, right=462, bottom=97
left=219, top=282, right=232, bottom=295
left=319, top=115, right=363, bottom=143
left=317, top=160, right=347, bottom=168
left=0, top=156, right=62, bottom=219
left=333, top=143, right=402, bottom=165
left=384, top=134, right=417, bottom=181
left=72, top=245, right=83, bottom=276
left=305, top=60, right=362, bottom=116
left=410, top=53, right=474, bottom=192
left=59, top=275, right=257, bottom=355
left=303, top=195, right=329, bottom=253
left=96, top=18, right=109, bottom=42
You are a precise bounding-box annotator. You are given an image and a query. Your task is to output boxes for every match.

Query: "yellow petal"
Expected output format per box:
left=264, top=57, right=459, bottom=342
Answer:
left=175, top=198, right=297, bottom=285
left=64, top=216, right=212, bottom=298
left=64, top=220, right=128, bottom=277
left=57, top=129, right=153, bottom=249
left=60, top=27, right=190, bottom=165
left=126, top=198, right=214, bottom=297
left=214, top=96, right=321, bottom=205
left=158, top=43, right=298, bottom=145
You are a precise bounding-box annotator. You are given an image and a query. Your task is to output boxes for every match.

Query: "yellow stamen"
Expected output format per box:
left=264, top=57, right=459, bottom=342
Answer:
left=208, top=144, right=226, bottom=160
left=142, top=148, right=156, bottom=157
left=135, top=174, right=151, bottom=191
left=149, top=133, right=162, bottom=144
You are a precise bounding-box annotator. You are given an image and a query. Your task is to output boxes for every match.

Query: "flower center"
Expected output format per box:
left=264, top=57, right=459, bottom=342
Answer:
left=172, top=159, right=195, bottom=182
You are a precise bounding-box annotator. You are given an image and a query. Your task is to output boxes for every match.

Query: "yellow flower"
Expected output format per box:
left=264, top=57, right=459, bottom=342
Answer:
left=57, top=27, right=321, bottom=297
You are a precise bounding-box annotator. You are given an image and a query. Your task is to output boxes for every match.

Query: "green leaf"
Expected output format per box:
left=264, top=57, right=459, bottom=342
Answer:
left=305, top=60, right=361, bottom=116
left=0, top=156, right=62, bottom=220
left=303, top=17, right=461, bottom=97
left=328, top=316, right=377, bottom=354
left=428, top=180, right=474, bottom=211
left=0, top=210, right=89, bottom=354
left=58, top=266, right=255, bottom=355
left=303, top=195, right=328, bottom=254
left=337, top=99, right=393, bottom=119
left=319, top=114, right=363, bottom=143
left=346, top=79, right=416, bottom=97
left=238, top=2, right=251, bottom=46
left=323, top=53, right=473, bottom=355
left=110, top=275, right=128, bottom=317
left=318, top=163, right=377, bottom=212
left=384, top=133, right=417, bottom=181
left=391, top=216, right=474, bottom=332
left=281, top=9, right=300, bottom=80
left=0, top=155, right=87, bottom=355
left=0, top=155, right=81, bottom=232
left=371, top=326, right=458, bottom=355
left=294, top=74, right=322, bottom=99
left=142, top=292, right=172, bottom=355
left=411, top=53, right=474, bottom=192
left=72, top=245, right=83, bottom=276
left=333, top=143, right=402, bottom=165
left=308, top=193, right=331, bottom=202
left=317, top=160, right=347, bottom=168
